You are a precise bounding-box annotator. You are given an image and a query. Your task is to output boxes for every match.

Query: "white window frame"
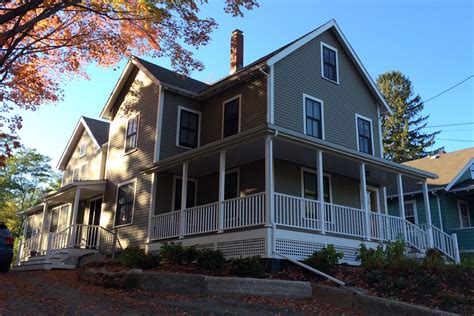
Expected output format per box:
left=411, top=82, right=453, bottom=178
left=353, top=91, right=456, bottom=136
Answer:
left=48, top=203, right=71, bottom=233
left=300, top=167, right=333, bottom=203
left=355, top=113, right=375, bottom=156
left=124, top=114, right=140, bottom=154
left=457, top=200, right=471, bottom=228
left=404, top=200, right=419, bottom=224
left=113, top=178, right=137, bottom=228
left=221, top=94, right=242, bottom=139
left=320, top=41, right=339, bottom=84
left=176, top=106, right=201, bottom=150
left=171, top=175, right=198, bottom=211
left=302, top=94, right=325, bottom=140
left=79, top=142, right=87, bottom=157
left=225, top=168, right=241, bottom=199
left=72, top=161, right=88, bottom=181
left=362, top=185, right=381, bottom=213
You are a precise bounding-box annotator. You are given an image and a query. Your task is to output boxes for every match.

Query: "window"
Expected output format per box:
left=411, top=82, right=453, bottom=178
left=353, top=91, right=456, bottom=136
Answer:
left=404, top=201, right=417, bottom=224
left=366, top=188, right=379, bottom=212
left=321, top=42, right=338, bottom=83
left=458, top=200, right=471, bottom=228
left=173, top=178, right=197, bottom=211
left=223, top=96, right=240, bottom=138
left=73, top=162, right=88, bottom=181
left=49, top=205, right=69, bottom=233
left=356, top=115, right=373, bottom=155
left=125, top=116, right=138, bottom=152
left=302, top=170, right=331, bottom=202
left=225, top=171, right=239, bottom=199
left=304, top=95, right=323, bottom=139
left=177, top=107, right=200, bottom=149
left=114, top=181, right=136, bottom=227
left=79, top=143, right=86, bottom=157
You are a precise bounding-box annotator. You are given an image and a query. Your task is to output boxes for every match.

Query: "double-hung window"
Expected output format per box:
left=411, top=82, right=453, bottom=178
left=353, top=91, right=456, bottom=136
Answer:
left=302, top=170, right=331, bottom=202
left=356, top=115, right=373, bottom=155
left=114, top=181, right=136, bottom=227
left=223, top=97, right=240, bottom=138
left=458, top=200, right=471, bottom=228
left=304, top=96, right=323, bottom=139
left=125, top=116, right=138, bottom=153
left=178, top=107, right=200, bottom=149
left=404, top=201, right=417, bottom=224
left=79, top=143, right=86, bottom=157
left=225, top=171, right=239, bottom=199
left=321, top=42, right=339, bottom=83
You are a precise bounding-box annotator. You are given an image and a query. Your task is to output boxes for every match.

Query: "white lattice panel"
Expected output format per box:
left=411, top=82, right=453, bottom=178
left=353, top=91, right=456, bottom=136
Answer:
left=275, top=238, right=325, bottom=258
left=334, top=245, right=358, bottom=262
left=217, top=238, right=266, bottom=257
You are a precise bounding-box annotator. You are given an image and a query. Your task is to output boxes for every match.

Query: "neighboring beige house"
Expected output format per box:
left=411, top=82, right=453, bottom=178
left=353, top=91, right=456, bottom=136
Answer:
left=16, top=19, right=460, bottom=270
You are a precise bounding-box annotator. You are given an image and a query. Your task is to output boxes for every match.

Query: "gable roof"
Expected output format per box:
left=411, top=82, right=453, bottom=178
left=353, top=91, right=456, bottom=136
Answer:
left=403, top=147, right=474, bottom=188
left=57, top=117, right=110, bottom=170
left=100, top=19, right=392, bottom=119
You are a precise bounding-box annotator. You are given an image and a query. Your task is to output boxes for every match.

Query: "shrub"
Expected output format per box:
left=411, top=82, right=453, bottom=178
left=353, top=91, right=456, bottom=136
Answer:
left=304, top=244, right=343, bottom=274
left=357, top=243, right=385, bottom=270
left=182, top=246, right=198, bottom=264
left=229, top=256, right=265, bottom=278
left=160, top=242, right=185, bottom=264
left=120, top=247, right=160, bottom=270
left=196, top=249, right=226, bottom=270
left=385, top=240, right=408, bottom=270
left=423, top=248, right=445, bottom=273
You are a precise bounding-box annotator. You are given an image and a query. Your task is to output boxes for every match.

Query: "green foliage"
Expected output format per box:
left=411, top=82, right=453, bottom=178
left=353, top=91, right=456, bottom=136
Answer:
left=196, top=249, right=225, bottom=270
left=120, top=247, right=160, bottom=270
left=461, top=254, right=474, bottom=269
left=357, top=243, right=385, bottom=270
left=182, top=246, right=198, bottom=264
left=159, top=242, right=185, bottom=264
left=304, top=244, right=343, bottom=274
left=229, top=256, right=264, bottom=278
left=357, top=240, right=418, bottom=272
left=423, top=249, right=445, bottom=273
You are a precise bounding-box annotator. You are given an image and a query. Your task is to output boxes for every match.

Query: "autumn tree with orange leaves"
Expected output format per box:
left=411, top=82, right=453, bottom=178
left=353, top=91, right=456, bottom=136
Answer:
left=0, top=0, right=258, bottom=165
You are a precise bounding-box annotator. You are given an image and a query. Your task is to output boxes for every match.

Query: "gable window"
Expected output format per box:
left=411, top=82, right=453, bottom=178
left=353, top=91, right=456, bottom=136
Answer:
left=404, top=201, right=418, bottom=224
left=125, top=116, right=138, bottom=153
left=321, top=42, right=339, bottom=83
left=225, top=170, right=239, bottom=199
left=173, top=177, right=197, bottom=211
left=223, top=96, right=240, bottom=138
left=79, top=143, right=86, bottom=157
left=356, top=115, right=373, bottom=155
left=73, top=162, right=88, bottom=181
left=458, top=200, right=471, bottom=228
left=177, top=107, right=200, bottom=149
left=301, top=169, right=331, bottom=202
left=114, top=180, right=136, bottom=227
left=303, top=95, right=323, bottom=139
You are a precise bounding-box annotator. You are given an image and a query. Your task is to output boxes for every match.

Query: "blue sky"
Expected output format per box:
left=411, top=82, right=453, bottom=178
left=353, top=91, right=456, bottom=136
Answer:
left=18, top=0, right=473, bottom=167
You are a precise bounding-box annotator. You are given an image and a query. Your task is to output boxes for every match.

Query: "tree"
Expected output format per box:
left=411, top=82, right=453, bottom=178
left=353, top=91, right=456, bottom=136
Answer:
left=377, top=71, right=439, bottom=163
left=0, top=0, right=259, bottom=164
left=0, top=148, right=60, bottom=237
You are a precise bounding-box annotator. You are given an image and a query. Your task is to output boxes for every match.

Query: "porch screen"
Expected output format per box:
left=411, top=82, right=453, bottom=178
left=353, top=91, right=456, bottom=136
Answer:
left=303, top=171, right=330, bottom=202
left=115, top=182, right=135, bottom=227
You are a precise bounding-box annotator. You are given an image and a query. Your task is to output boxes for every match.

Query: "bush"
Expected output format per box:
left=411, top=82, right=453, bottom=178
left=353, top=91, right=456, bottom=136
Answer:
left=357, top=243, right=385, bottom=270
left=182, top=246, right=198, bottom=264
left=304, top=244, right=343, bottom=274
left=120, top=247, right=160, bottom=270
left=423, top=249, right=445, bottom=273
left=196, top=249, right=226, bottom=270
left=160, top=242, right=185, bottom=264
left=357, top=240, right=418, bottom=272
left=229, top=256, right=264, bottom=278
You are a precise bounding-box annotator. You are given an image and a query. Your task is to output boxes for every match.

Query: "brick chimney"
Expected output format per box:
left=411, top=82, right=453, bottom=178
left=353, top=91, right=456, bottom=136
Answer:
left=230, top=29, right=243, bottom=74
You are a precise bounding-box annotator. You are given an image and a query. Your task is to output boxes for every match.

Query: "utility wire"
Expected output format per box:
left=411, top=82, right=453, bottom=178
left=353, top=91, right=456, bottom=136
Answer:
left=423, top=75, right=474, bottom=104
left=437, top=138, right=474, bottom=143
left=425, top=122, right=474, bottom=128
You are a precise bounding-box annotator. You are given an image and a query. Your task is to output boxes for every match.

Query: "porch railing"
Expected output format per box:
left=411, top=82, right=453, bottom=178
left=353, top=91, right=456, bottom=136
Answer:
left=431, top=225, right=459, bottom=262
left=223, top=192, right=265, bottom=230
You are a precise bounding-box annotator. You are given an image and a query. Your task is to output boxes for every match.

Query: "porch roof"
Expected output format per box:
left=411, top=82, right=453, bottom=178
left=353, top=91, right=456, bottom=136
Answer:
left=43, top=180, right=107, bottom=203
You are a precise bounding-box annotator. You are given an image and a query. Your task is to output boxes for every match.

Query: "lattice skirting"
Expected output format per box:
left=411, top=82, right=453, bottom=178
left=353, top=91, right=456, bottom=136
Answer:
left=217, top=238, right=266, bottom=258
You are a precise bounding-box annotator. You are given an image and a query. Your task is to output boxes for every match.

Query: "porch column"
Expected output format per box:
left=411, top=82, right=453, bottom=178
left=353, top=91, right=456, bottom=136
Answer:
left=422, top=182, right=435, bottom=248
left=359, top=163, right=371, bottom=240
left=264, top=136, right=274, bottom=227
left=70, top=188, right=81, bottom=247
left=316, top=150, right=326, bottom=234
left=147, top=172, right=157, bottom=243
left=382, top=187, right=391, bottom=240
left=396, top=174, right=408, bottom=240
left=179, top=162, right=189, bottom=239
left=40, top=201, right=49, bottom=233
left=218, top=150, right=226, bottom=233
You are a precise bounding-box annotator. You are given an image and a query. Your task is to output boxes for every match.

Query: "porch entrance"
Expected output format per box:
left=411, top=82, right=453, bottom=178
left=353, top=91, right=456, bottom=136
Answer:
left=85, top=198, right=102, bottom=248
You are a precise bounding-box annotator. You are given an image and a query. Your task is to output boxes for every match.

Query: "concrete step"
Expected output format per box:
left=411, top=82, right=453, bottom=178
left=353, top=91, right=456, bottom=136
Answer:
left=13, top=262, right=52, bottom=271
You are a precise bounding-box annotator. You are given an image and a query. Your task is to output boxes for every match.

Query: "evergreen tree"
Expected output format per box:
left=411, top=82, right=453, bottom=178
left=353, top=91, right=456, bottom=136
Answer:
left=376, top=71, right=439, bottom=163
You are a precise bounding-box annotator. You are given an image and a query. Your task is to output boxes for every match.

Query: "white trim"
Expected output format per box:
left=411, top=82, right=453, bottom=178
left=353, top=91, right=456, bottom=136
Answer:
left=176, top=106, right=202, bottom=150
left=124, top=113, right=140, bottom=155
left=225, top=168, right=241, bottom=198
left=48, top=203, right=71, bottom=233
left=404, top=200, right=418, bottom=224
left=87, top=195, right=103, bottom=226
left=147, top=172, right=157, bottom=242
left=266, top=19, right=393, bottom=115
left=320, top=41, right=340, bottom=84
left=377, top=106, right=383, bottom=158
left=113, top=178, right=137, bottom=228
left=457, top=200, right=471, bottom=228
left=355, top=113, right=375, bottom=156
left=221, top=94, right=242, bottom=139
left=154, top=86, right=165, bottom=162
left=300, top=167, right=333, bottom=203
left=302, top=93, right=325, bottom=140
left=171, top=175, right=198, bottom=211
left=445, top=158, right=474, bottom=191
left=270, top=65, right=275, bottom=124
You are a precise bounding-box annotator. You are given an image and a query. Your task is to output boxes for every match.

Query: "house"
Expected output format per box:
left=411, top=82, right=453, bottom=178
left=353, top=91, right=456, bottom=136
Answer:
left=387, top=148, right=474, bottom=256
left=16, top=19, right=459, bottom=271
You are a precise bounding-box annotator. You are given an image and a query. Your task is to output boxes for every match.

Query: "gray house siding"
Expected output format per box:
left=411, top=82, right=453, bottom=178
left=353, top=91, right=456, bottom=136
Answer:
left=273, top=29, right=382, bottom=157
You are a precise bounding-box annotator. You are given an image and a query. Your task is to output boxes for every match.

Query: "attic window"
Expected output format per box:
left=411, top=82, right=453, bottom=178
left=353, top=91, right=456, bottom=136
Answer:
left=321, top=42, right=339, bottom=83
left=79, top=143, right=86, bottom=157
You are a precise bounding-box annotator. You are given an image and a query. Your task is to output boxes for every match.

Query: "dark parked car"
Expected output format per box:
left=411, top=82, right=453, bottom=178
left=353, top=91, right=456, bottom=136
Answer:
left=0, top=223, right=14, bottom=272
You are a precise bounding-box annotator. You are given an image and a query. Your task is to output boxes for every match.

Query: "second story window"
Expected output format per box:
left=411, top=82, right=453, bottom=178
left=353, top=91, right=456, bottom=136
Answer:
left=73, top=162, right=88, bottom=181
left=125, top=116, right=138, bottom=153
left=79, top=143, right=86, bottom=157
left=356, top=115, right=373, bottom=155
left=223, top=96, right=240, bottom=138
left=304, top=95, right=323, bottom=139
left=321, top=42, right=339, bottom=83
left=177, top=107, right=200, bottom=149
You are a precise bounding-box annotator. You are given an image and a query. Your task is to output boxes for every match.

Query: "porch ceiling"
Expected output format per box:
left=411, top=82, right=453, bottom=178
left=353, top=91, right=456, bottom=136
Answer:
left=44, top=180, right=106, bottom=204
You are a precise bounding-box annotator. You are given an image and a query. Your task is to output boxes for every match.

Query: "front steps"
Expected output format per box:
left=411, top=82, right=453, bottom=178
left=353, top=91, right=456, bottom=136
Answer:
left=13, top=248, right=98, bottom=271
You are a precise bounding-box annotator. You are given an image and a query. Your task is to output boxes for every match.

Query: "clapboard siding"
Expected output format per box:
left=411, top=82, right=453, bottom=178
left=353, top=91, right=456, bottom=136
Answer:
left=273, top=29, right=382, bottom=157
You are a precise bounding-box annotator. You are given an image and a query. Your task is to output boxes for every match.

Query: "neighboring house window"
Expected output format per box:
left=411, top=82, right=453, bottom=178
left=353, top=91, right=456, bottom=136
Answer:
left=303, top=95, right=323, bottom=139
left=458, top=200, right=471, bottom=228
left=79, top=143, right=86, bottom=157
left=302, top=169, right=331, bottom=202
left=125, top=116, right=138, bottom=152
left=114, top=181, right=136, bottom=227
left=321, top=42, right=339, bottom=83
left=177, top=107, right=200, bottom=149
left=223, top=96, right=240, bottom=138
left=173, top=178, right=197, bottom=211
left=356, top=115, right=373, bottom=155
left=73, top=162, right=88, bottom=181
left=225, top=171, right=239, bottom=199
left=404, top=201, right=417, bottom=224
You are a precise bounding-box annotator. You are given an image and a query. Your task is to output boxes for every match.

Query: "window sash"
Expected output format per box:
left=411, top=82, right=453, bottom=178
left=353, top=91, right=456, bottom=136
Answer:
left=357, top=118, right=373, bottom=154
left=115, top=183, right=135, bottom=226
left=303, top=171, right=330, bottom=202
left=179, top=110, right=199, bottom=148
left=125, top=117, right=138, bottom=152
left=305, top=98, right=322, bottom=138
left=459, top=202, right=470, bottom=227
left=322, top=46, right=337, bottom=81
left=223, top=99, right=239, bottom=138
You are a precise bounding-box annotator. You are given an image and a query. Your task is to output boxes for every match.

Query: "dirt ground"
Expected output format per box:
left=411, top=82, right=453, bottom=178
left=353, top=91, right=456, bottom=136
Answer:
left=0, top=270, right=358, bottom=315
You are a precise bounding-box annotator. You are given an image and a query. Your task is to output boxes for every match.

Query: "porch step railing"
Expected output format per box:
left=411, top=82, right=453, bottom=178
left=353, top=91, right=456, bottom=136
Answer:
left=430, top=225, right=459, bottom=262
